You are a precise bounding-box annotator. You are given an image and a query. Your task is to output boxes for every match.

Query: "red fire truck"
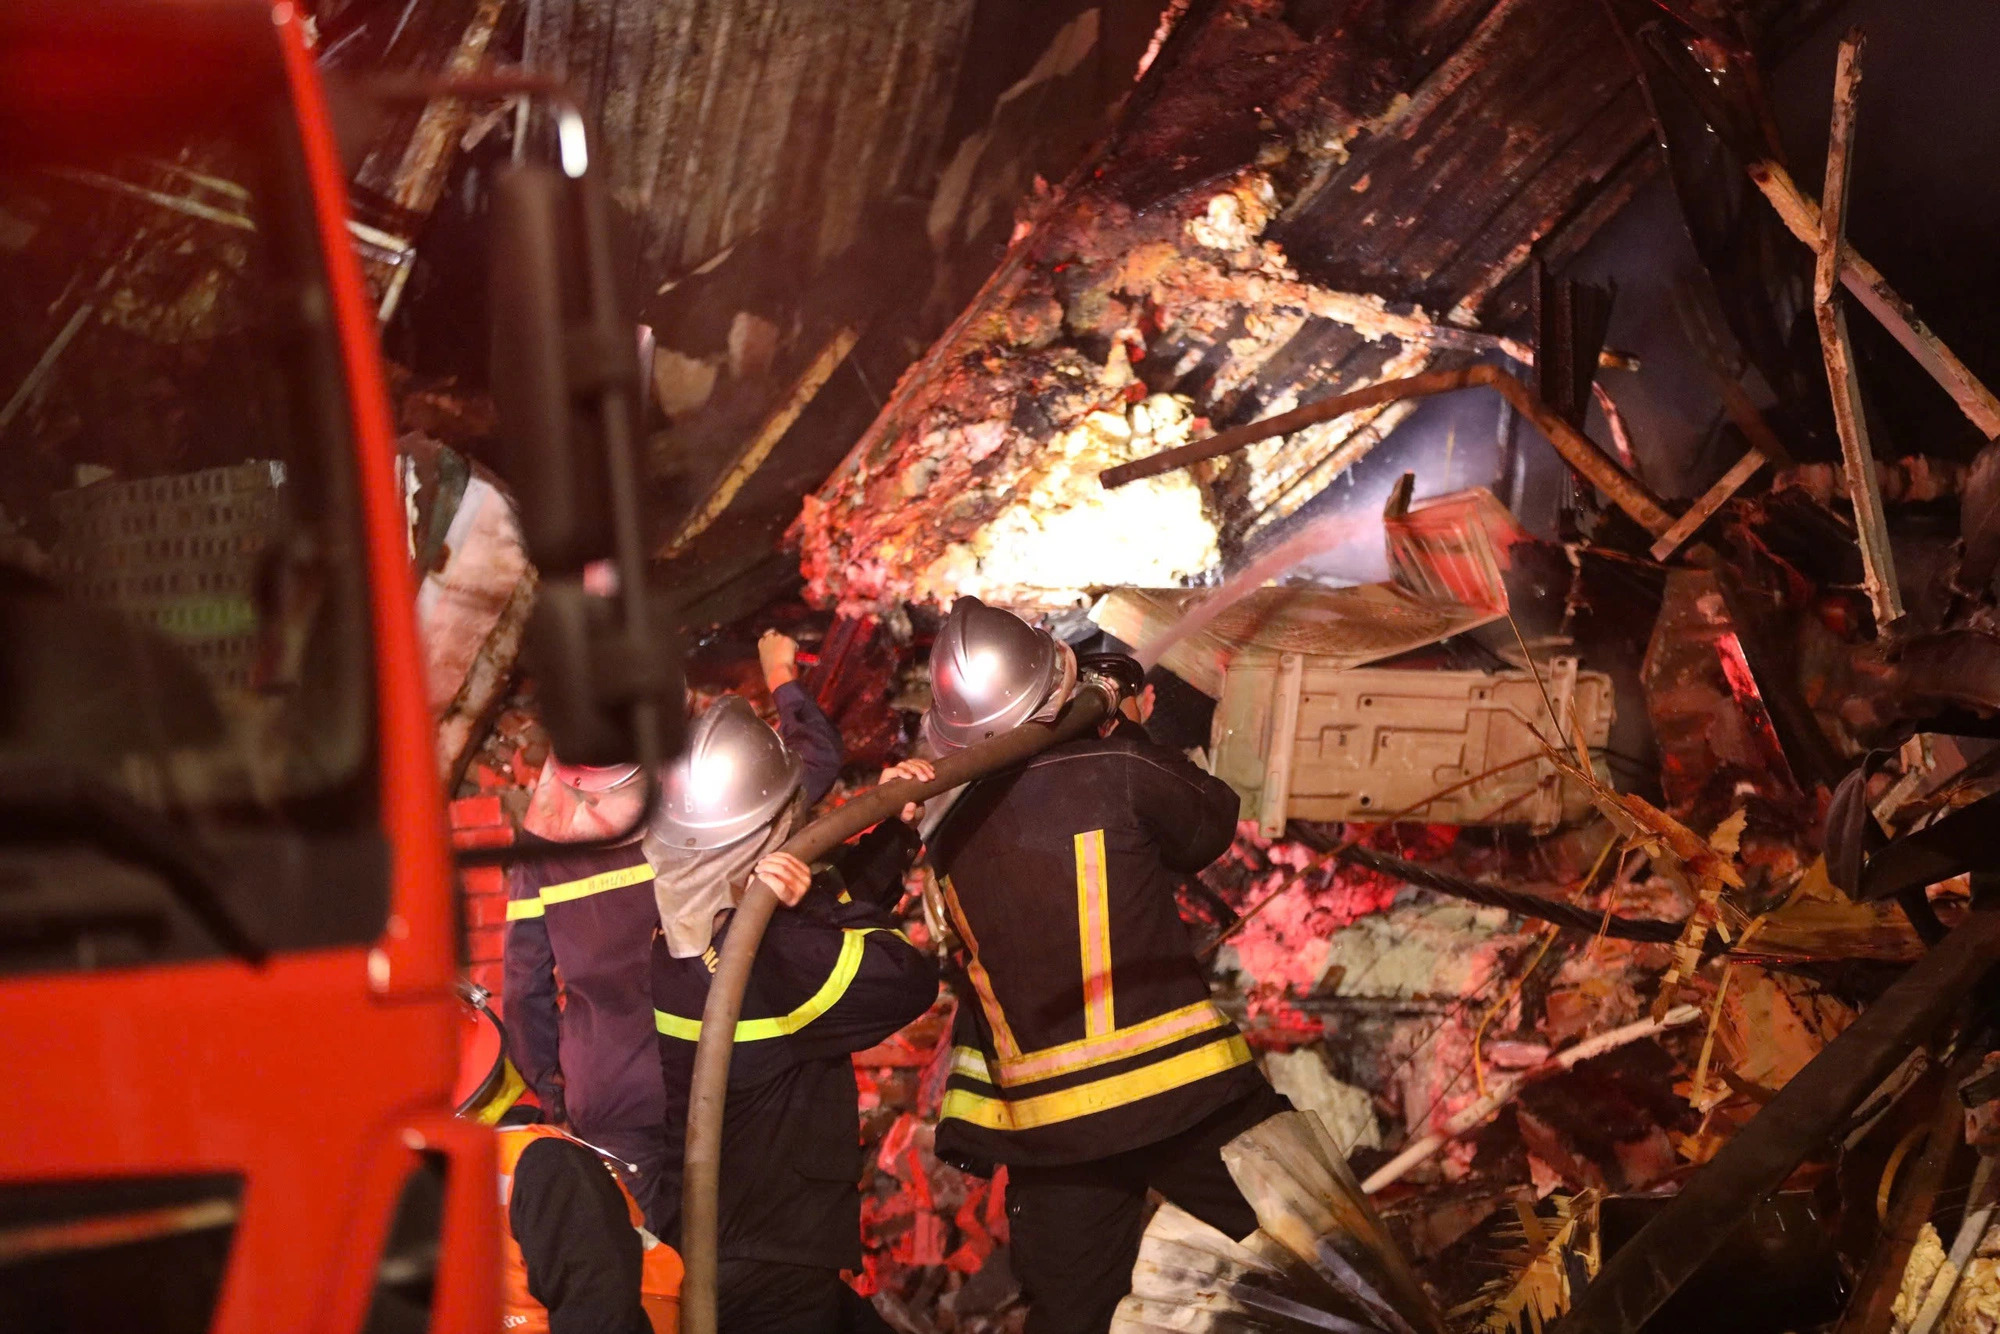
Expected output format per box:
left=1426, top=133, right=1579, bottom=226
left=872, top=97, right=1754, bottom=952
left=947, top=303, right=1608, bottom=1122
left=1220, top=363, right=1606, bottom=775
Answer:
left=0, top=2, right=675, bottom=1329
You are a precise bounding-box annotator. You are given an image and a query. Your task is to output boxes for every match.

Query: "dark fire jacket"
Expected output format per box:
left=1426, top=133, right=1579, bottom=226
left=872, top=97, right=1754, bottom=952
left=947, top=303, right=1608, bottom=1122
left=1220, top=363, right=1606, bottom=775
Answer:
left=652, top=822, right=937, bottom=1271
left=927, top=731, right=1264, bottom=1170
left=504, top=682, right=844, bottom=1134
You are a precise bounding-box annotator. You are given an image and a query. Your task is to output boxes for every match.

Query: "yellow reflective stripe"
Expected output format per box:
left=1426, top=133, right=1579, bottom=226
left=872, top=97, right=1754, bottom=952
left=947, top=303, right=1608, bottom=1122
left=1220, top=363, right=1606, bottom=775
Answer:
left=653, top=929, right=881, bottom=1042
left=655, top=1010, right=702, bottom=1041
left=940, top=1034, right=1253, bottom=1132
left=505, top=897, right=546, bottom=921
left=538, top=863, right=655, bottom=908
left=941, top=876, right=1022, bottom=1059
left=991, top=1000, right=1230, bottom=1087
left=1073, top=830, right=1114, bottom=1037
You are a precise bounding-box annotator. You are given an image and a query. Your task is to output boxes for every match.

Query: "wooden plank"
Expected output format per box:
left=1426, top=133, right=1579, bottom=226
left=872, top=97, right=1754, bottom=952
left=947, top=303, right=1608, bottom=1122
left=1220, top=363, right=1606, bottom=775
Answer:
left=658, top=326, right=859, bottom=558
left=1649, top=450, right=1767, bottom=562
left=1751, top=158, right=2000, bottom=441
left=1815, top=29, right=1864, bottom=308
left=1258, top=653, right=1305, bottom=838
left=1811, top=30, right=1903, bottom=629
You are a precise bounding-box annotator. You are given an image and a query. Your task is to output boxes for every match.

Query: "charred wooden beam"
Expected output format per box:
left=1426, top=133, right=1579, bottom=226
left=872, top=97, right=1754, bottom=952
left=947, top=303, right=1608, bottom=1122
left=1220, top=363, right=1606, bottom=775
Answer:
left=1809, top=30, right=1903, bottom=631
left=1098, top=363, right=1676, bottom=537
left=659, top=326, right=859, bottom=559
left=1750, top=157, right=2000, bottom=441
left=1649, top=449, right=1767, bottom=562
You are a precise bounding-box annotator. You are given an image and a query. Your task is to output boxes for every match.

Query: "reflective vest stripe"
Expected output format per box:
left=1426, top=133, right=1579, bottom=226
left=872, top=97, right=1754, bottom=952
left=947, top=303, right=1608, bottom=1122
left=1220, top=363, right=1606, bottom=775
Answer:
left=506, top=863, right=653, bottom=920
left=654, top=928, right=883, bottom=1042
left=940, top=1033, right=1254, bottom=1132
left=940, top=875, right=1023, bottom=1059
left=953, top=999, right=1233, bottom=1089
left=1073, top=829, right=1114, bottom=1037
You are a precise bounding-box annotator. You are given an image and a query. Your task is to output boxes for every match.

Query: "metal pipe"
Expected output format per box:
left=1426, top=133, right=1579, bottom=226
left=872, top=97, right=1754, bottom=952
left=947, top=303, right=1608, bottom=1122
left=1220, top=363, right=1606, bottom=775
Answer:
left=1096, top=364, right=1676, bottom=538
left=678, top=678, right=1120, bottom=1334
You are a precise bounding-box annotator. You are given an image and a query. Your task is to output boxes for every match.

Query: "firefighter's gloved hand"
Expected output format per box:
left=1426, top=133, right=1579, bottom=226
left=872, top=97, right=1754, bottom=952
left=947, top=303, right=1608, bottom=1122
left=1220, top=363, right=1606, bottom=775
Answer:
left=880, top=759, right=933, bottom=823
left=1100, top=683, right=1156, bottom=738
left=754, top=851, right=814, bottom=907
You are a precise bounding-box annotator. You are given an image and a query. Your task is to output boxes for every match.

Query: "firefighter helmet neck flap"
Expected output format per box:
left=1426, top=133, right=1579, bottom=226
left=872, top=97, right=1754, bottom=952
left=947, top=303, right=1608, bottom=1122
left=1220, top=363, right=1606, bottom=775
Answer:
left=521, top=755, right=647, bottom=843
left=645, top=694, right=806, bottom=958
left=922, top=597, right=1074, bottom=755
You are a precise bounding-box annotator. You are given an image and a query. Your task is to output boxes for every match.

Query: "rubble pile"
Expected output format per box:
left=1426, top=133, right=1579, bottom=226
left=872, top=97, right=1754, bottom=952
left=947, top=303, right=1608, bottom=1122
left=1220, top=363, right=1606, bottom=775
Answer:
left=344, top=0, right=2000, bottom=1329
left=798, top=0, right=1655, bottom=615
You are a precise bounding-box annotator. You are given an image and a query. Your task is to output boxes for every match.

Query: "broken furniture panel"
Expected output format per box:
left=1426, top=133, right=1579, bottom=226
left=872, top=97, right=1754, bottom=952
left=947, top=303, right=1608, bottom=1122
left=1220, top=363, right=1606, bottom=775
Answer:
left=1091, top=582, right=1501, bottom=701
left=1382, top=485, right=1527, bottom=617
left=1090, top=483, right=1530, bottom=697
left=1211, top=657, right=1614, bottom=835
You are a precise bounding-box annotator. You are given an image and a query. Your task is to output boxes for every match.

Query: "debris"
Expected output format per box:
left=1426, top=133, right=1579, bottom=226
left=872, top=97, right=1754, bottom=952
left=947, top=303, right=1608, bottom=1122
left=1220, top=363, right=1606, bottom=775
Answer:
left=1115, top=1110, right=1444, bottom=1334
left=401, top=434, right=536, bottom=785
left=1555, top=913, right=2000, bottom=1333
left=1649, top=450, right=1767, bottom=563
left=797, top=0, right=1658, bottom=613
left=1209, top=658, right=1614, bottom=832
left=1748, top=157, right=2000, bottom=442
left=660, top=327, right=860, bottom=559
left=1097, top=364, right=1676, bottom=541
left=1091, top=582, right=1497, bottom=700
left=1361, top=1005, right=1702, bottom=1196
left=1808, top=30, right=1904, bottom=631
left=1264, top=1048, right=1383, bottom=1157
left=1456, top=1194, right=1600, bottom=1334
left=1773, top=457, right=1969, bottom=508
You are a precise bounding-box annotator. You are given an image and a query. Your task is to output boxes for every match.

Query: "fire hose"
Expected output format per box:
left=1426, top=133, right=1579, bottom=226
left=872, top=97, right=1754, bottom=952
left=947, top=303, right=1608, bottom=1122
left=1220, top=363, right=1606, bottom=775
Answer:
left=677, top=674, right=1121, bottom=1334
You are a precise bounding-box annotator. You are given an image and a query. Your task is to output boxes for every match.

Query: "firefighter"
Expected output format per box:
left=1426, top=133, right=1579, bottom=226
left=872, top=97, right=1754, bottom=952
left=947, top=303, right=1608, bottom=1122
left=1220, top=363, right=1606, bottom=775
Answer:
left=649, top=697, right=940, bottom=1334
left=455, top=989, right=683, bottom=1334
left=504, top=630, right=841, bottom=1229
left=920, top=597, right=1289, bottom=1334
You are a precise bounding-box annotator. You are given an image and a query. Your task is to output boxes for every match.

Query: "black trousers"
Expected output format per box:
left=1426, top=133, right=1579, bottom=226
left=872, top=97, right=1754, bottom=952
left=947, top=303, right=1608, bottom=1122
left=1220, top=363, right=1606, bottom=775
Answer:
left=1005, top=1084, right=1291, bottom=1334
left=584, top=1125, right=673, bottom=1237
left=715, top=1260, right=892, bottom=1334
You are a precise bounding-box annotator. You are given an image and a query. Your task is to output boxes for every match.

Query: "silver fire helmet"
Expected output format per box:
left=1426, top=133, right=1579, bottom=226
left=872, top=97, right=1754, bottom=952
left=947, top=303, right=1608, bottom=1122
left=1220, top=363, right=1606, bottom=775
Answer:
left=652, top=694, right=805, bottom=849
left=922, top=596, right=1063, bottom=754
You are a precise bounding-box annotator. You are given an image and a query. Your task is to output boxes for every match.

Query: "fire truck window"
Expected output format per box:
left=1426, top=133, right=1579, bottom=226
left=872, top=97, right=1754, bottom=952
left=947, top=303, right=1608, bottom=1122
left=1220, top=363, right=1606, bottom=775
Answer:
left=0, top=107, right=380, bottom=970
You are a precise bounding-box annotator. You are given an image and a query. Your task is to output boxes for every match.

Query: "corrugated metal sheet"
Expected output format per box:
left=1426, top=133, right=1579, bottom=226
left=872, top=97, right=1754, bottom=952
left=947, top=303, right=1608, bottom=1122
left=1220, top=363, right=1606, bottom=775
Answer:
left=1212, top=0, right=1656, bottom=542
left=525, top=0, right=976, bottom=275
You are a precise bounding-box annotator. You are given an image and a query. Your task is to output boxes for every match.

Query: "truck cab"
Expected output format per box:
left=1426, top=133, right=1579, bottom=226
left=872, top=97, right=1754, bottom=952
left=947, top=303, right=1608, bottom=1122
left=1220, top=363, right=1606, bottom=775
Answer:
left=0, top=3, right=493, bottom=1328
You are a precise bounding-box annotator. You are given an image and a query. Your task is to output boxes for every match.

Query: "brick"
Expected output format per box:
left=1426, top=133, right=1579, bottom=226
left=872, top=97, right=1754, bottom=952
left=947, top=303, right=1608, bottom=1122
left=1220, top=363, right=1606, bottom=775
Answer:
left=465, top=892, right=513, bottom=929
left=459, top=865, right=506, bottom=896
left=452, top=825, right=514, bottom=851
left=449, top=795, right=505, bottom=830
left=466, top=924, right=506, bottom=964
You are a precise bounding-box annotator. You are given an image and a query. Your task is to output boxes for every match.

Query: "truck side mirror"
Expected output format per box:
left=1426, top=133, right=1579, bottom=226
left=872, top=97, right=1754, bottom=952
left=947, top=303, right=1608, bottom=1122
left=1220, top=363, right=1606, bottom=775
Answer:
left=488, top=162, right=612, bottom=572
left=487, top=144, right=682, bottom=779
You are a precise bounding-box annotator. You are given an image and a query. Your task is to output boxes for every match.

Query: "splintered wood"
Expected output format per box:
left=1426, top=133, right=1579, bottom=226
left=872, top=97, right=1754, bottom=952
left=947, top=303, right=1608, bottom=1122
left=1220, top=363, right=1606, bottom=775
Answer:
left=1751, top=160, right=2000, bottom=443
left=1810, top=30, right=1904, bottom=631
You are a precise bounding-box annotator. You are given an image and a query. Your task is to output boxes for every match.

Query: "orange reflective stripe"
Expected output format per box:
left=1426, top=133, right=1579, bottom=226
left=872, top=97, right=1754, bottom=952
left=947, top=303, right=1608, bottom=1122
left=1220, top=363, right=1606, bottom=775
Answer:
left=1073, top=829, right=1114, bottom=1037
left=941, top=875, right=1022, bottom=1059
left=990, top=999, right=1230, bottom=1087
